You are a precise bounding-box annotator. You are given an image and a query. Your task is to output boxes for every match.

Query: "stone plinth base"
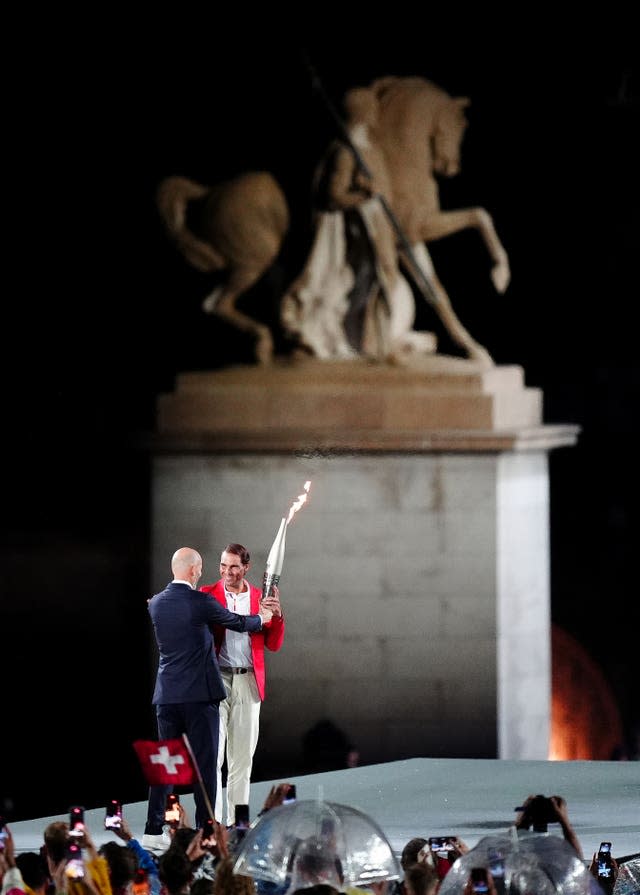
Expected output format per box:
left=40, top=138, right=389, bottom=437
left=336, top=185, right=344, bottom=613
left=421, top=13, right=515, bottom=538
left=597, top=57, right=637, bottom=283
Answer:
left=149, top=357, right=580, bottom=763
left=157, top=356, right=544, bottom=441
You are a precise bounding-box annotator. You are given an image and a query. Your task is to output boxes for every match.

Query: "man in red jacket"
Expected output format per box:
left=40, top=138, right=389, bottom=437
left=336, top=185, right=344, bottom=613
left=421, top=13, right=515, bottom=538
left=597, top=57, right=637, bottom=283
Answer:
left=200, top=542, right=286, bottom=825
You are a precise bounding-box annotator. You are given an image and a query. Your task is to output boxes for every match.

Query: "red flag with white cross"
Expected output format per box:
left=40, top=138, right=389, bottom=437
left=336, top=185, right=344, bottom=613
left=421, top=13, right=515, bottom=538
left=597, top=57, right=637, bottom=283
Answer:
left=133, top=737, right=197, bottom=786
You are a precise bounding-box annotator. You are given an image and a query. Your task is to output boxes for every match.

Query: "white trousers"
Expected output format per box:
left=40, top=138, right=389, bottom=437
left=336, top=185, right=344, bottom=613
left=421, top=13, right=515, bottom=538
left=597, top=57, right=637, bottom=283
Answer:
left=216, top=669, right=261, bottom=825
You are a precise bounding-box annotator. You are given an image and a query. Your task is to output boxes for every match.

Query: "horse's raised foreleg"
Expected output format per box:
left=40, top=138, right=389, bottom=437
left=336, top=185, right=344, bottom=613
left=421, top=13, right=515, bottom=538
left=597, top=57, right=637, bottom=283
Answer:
left=404, top=243, right=494, bottom=368
left=418, top=208, right=511, bottom=294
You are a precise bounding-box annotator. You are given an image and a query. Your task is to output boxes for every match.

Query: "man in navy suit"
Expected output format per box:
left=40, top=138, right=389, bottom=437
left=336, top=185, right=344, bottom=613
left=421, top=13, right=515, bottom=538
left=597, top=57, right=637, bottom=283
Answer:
left=142, top=546, right=275, bottom=853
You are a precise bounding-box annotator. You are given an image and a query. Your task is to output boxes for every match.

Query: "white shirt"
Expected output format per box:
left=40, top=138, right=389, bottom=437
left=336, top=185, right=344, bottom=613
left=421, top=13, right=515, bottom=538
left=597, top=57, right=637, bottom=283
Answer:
left=219, top=584, right=253, bottom=668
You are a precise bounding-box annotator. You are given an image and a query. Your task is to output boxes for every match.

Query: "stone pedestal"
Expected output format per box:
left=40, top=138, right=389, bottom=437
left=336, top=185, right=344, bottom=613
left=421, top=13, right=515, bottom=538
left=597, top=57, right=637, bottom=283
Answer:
left=149, top=356, right=579, bottom=765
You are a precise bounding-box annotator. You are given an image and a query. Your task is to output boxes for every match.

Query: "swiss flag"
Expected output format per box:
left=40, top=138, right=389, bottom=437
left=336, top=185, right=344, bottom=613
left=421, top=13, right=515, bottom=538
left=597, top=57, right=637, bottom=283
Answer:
left=133, top=737, right=197, bottom=786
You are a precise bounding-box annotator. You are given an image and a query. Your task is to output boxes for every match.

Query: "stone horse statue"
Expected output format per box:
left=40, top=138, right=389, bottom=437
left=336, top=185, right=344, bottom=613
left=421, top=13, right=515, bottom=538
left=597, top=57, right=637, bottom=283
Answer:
left=156, top=75, right=510, bottom=368
left=156, top=170, right=289, bottom=364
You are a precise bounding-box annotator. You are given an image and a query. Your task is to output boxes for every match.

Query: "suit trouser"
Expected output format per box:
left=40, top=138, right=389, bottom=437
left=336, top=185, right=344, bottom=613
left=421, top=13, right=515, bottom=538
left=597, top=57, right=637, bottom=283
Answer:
left=216, top=669, right=261, bottom=825
left=145, top=701, right=219, bottom=833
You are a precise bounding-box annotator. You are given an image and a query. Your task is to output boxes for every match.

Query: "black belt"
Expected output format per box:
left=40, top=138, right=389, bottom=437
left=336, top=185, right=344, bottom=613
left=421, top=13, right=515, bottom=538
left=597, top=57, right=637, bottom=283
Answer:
left=221, top=667, right=250, bottom=675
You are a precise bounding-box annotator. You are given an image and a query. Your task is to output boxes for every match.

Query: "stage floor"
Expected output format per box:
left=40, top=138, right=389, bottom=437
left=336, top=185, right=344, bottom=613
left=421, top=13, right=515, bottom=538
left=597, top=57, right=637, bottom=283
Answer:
left=8, top=758, right=640, bottom=864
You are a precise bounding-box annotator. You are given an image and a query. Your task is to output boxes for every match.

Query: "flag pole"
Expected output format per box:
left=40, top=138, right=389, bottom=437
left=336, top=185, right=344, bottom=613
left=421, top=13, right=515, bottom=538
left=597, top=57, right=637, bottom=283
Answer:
left=182, top=733, right=216, bottom=822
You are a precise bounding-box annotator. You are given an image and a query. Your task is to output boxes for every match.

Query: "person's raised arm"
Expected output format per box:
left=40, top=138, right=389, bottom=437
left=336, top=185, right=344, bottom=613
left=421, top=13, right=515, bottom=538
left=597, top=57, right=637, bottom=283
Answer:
left=0, top=825, right=25, bottom=895
left=258, top=782, right=296, bottom=816
left=548, top=795, right=583, bottom=858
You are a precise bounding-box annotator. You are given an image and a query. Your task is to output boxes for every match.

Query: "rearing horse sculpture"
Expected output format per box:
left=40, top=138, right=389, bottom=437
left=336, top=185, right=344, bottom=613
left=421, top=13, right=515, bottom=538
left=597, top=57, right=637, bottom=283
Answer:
left=156, top=75, right=510, bottom=368
left=370, top=75, right=511, bottom=367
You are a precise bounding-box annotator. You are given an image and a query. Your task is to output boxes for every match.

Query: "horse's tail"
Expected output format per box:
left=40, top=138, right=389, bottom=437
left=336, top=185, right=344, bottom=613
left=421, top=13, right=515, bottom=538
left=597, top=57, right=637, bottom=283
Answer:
left=156, top=176, right=225, bottom=273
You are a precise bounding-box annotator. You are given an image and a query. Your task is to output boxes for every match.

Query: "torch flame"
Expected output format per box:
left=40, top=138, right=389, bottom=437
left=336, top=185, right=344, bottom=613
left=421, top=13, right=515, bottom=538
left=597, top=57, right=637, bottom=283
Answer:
left=286, top=480, right=311, bottom=525
left=262, top=481, right=311, bottom=601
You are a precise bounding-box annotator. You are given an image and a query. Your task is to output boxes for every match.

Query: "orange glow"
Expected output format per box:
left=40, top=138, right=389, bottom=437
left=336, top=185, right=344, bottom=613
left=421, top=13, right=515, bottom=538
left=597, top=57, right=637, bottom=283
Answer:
left=550, top=624, right=624, bottom=760
left=286, top=480, right=311, bottom=525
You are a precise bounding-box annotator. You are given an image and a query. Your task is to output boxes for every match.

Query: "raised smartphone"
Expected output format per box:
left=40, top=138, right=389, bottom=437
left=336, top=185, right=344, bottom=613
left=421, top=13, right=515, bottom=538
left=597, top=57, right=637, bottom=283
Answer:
left=65, top=841, right=85, bottom=879
left=69, top=806, right=85, bottom=838
left=164, top=793, right=180, bottom=824
left=429, top=836, right=457, bottom=851
left=488, top=847, right=504, bottom=878
left=488, top=846, right=506, bottom=894
left=201, top=818, right=216, bottom=849
left=234, top=804, right=250, bottom=842
left=429, top=836, right=457, bottom=880
left=235, top=804, right=250, bottom=827
left=105, top=799, right=122, bottom=830
left=597, top=842, right=613, bottom=879
left=471, top=867, right=490, bottom=894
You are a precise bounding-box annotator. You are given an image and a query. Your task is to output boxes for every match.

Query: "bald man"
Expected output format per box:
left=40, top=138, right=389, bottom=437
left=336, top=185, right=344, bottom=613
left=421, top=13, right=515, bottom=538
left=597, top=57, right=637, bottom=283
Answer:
left=142, top=547, right=273, bottom=854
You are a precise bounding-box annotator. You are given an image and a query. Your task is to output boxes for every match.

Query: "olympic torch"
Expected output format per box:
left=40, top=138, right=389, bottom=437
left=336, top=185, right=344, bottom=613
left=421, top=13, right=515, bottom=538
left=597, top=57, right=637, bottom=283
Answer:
left=261, top=481, right=311, bottom=602
left=262, top=517, right=287, bottom=602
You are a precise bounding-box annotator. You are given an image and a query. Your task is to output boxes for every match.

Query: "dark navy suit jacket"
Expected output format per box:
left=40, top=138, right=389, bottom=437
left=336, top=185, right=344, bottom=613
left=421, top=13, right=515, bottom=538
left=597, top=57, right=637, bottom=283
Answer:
left=149, top=581, right=263, bottom=705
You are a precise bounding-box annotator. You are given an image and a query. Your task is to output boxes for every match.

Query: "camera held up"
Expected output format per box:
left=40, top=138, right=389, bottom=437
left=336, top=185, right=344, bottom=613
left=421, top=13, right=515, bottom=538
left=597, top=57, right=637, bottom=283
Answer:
left=514, top=794, right=557, bottom=832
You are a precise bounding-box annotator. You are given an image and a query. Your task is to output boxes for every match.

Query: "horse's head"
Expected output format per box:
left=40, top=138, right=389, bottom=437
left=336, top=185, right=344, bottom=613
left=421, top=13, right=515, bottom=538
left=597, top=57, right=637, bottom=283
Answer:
left=432, top=96, right=470, bottom=178
left=370, top=77, right=470, bottom=180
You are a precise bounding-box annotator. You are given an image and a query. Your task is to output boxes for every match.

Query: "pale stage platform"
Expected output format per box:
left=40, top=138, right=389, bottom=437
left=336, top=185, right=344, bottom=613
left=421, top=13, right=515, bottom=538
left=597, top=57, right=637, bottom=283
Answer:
left=8, top=758, right=640, bottom=863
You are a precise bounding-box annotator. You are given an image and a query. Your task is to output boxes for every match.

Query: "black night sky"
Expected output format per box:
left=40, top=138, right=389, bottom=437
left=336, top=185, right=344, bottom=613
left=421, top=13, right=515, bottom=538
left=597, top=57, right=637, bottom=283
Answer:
left=2, top=22, right=638, bottom=821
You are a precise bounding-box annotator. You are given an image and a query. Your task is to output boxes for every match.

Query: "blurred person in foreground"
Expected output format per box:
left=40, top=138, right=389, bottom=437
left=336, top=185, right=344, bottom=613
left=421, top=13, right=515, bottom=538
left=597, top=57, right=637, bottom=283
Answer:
left=14, top=851, right=49, bottom=895
left=42, top=818, right=112, bottom=895
left=403, top=862, right=439, bottom=895
left=388, top=838, right=427, bottom=895
left=109, top=816, right=159, bottom=894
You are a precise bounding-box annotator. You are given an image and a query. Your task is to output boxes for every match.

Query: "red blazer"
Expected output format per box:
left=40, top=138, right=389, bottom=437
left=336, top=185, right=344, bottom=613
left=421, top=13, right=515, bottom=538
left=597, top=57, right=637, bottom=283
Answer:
left=200, top=580, right=285, bottom=701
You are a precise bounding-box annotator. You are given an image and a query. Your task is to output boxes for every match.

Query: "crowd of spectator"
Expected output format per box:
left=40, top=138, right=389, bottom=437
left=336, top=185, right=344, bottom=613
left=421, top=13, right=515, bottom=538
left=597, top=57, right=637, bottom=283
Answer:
left=1, top=787, right=635, bottom=895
